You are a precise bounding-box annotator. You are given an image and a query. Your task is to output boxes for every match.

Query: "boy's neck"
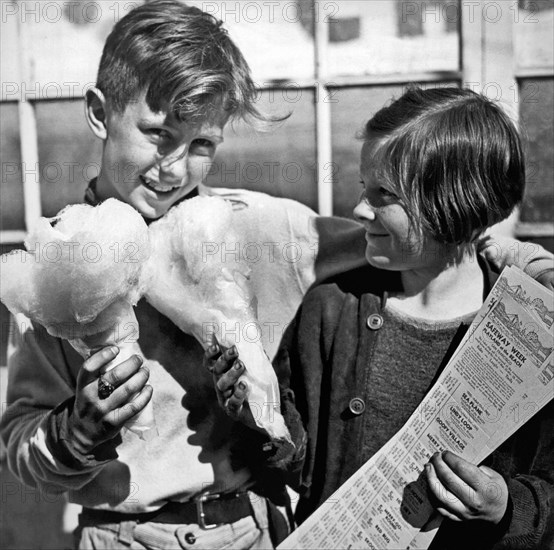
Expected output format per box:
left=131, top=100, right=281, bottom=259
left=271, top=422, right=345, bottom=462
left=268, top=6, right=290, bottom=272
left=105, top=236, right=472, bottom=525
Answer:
left=84, top=178, right=101, bottom=206
left=83, top=177, right=200, bottom=218
left=389, top=247, right=484, bottom=321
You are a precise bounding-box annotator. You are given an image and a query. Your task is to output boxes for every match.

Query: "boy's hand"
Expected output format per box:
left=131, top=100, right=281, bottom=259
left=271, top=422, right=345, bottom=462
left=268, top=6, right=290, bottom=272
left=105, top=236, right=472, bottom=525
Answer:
left=204, top=335, right=259, bottom=432
left=425, top=451, right=509, bottom=524
left=68, top=346, right=152, bottom=454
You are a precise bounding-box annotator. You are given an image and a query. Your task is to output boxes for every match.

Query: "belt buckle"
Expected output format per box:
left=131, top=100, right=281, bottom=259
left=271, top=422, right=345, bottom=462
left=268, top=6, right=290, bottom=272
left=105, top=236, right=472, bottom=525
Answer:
left=194, top=491, right=223, bottom=530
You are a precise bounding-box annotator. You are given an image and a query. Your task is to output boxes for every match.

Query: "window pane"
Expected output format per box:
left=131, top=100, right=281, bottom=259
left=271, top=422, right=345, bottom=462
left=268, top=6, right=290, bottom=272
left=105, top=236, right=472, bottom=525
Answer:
left=1, top=244, right=23, bottom=366
left=515, top=0, right=554, bottom=70
left=187, top=0, right=315, bottom=81
left=330, top=82, right=459, bottom=218
left=0, top=8, right=18, bottom=101
left=4, top=0, right=127, bottom=102
left=35, top=100, right=103, bottom=217
left=7, top=0, right=314, bottom=97
left=0, top=104, right=25, bottom=230
left=205, top=89, right=317, bottom=210
left=519, top=78, right=554, bottom=223
left=328, top=0, right=460, bottom=77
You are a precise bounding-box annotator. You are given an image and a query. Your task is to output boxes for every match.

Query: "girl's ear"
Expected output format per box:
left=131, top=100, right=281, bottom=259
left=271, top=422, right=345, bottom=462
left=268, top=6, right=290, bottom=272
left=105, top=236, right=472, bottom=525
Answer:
left=85, top=87, right=108, bottom=140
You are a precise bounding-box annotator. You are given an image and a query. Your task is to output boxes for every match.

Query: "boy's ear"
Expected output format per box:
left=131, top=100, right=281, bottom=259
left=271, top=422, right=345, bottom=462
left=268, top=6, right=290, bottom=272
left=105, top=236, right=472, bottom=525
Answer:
left=85, top=87, right=108, bottom=140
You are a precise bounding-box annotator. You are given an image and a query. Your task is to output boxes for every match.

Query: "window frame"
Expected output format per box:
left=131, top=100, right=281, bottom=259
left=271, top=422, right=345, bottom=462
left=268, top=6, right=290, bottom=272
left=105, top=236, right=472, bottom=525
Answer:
left=1, top=0, right=552, bottom=244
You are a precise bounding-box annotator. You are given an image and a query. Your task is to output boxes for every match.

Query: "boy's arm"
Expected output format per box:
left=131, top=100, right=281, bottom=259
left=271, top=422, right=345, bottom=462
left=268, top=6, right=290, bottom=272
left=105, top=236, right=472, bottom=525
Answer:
left=312, top=218, right=554, bottom=290
left=0, top=315, right=114, bottom=492
left=312, top=216, right=367, bottom=284
left=479, top=235, right=554, bottom=291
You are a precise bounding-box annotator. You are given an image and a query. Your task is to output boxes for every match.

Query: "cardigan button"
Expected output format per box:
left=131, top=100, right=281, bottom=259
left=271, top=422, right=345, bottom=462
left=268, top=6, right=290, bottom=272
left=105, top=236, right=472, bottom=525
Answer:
left=184, top=532, right=196, bottom=545
left=349, top=397, right=366, bottom=415
left=366, top=313, right=383, bottom=330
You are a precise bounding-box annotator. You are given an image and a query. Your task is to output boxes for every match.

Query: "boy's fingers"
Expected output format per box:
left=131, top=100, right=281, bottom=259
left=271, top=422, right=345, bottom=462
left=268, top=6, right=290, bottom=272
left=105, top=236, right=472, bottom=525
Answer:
left=234, top=379, right=248, bottom=402
left=111, top=384, right=153, bottom=425
left=225, top=381, right=248, bottom=416
left=216, top=361, right=245, bottom=392
left=225, top=393, right=244, bottom=417
left=101, top=355, right=143, bottom=390
left=205, top=333, right=222, bottom=361
left=212, top=347, right=239, bottom=375
left=79, top=346, right=120, bottom=388
left=107, top=367, right=150, bottom=408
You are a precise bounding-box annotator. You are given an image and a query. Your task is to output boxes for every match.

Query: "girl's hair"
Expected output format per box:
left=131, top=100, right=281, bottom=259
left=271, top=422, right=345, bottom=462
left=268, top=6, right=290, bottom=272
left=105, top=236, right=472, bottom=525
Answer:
left=96, top=0, right=268, bottom=125
left=363, top=87, right=525, bottom=244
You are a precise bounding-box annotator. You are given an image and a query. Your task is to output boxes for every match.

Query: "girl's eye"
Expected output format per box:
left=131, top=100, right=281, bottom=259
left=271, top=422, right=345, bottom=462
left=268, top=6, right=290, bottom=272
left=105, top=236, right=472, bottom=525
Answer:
left=192, top=138, right=214, bottom=148
left=379, top=187, right=398, bottom=199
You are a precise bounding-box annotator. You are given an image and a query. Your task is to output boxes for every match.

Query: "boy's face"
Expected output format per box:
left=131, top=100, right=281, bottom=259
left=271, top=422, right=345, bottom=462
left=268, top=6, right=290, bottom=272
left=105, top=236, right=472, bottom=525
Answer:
left=96, top=92, right=225, bottom=219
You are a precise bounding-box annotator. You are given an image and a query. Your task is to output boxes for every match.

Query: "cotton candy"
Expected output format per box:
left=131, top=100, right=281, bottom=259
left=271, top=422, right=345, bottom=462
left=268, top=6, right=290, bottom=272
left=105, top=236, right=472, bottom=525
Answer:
left=1, top=196, right=290, bottom=443
left=0, top=199, right=155, bottom=438
left=146, top=196, right=291, bottom=442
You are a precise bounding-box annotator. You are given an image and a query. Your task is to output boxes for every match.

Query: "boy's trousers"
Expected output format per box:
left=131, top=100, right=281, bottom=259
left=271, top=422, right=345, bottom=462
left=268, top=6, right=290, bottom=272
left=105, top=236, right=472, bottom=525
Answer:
left=76, top=493, right=285, bottom=550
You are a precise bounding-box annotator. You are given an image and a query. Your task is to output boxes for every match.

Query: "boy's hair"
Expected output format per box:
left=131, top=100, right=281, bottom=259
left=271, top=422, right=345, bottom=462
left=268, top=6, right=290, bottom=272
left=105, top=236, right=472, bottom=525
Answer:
left=363, top=87, right=525, bottom=244
left=96, top=0, right=263, bottom=124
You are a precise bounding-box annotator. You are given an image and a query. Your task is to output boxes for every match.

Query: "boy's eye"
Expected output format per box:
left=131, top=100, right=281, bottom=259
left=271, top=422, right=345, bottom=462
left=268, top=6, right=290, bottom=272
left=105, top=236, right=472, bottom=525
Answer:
left=147, top=128, right=171, bottom=140
left=190, top=138, right=215, bottom=155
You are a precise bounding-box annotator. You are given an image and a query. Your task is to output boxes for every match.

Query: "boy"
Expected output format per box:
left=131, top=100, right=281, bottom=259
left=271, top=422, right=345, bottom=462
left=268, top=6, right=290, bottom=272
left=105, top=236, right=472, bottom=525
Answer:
left=1, top=2, right=363, bottom=548
left=1, top=2, right=552, bottom=549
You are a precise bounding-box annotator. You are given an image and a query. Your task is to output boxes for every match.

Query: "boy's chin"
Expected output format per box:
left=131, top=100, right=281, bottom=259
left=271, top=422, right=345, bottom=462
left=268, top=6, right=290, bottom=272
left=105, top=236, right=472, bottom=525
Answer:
left=131, top=191, right=188, bottom=219
left=131, top=198, right=172, bottom=220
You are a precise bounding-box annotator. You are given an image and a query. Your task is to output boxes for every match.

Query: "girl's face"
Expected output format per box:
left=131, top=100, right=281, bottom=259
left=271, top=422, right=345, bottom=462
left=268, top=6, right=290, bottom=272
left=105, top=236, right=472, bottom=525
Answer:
left=354, top=141, right=448, bottom=272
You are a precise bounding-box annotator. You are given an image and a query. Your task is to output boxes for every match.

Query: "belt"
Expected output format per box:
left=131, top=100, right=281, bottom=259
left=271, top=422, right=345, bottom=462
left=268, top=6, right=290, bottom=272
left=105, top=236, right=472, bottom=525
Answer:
left=79, top=491, right=253, bottom=530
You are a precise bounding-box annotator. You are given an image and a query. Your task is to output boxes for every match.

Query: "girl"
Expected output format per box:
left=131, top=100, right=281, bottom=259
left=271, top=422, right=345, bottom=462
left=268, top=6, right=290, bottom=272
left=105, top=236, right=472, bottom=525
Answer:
left=208, top=87, right=553, bottom=549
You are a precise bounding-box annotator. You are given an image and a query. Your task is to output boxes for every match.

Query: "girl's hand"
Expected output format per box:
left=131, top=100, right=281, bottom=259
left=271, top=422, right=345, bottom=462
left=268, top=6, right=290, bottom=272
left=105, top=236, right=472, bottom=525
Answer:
left=203, top=335, right=259, bottom=432
left=425, top=451, right=509, bottom=524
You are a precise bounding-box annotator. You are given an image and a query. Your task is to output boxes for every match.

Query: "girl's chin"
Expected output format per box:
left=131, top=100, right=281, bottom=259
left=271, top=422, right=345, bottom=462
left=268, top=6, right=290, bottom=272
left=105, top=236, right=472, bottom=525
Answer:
left=364, top=252, right=402, bottom=271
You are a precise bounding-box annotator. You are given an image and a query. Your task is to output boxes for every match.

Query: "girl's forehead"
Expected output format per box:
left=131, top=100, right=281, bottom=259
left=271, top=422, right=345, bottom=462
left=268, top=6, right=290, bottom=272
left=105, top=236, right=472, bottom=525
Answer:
left=360, top=140, right=385, bottom=174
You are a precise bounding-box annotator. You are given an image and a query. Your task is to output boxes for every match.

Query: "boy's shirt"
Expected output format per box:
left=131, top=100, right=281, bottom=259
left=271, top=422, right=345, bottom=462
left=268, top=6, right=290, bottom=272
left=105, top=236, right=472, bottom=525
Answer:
left=1, top=187, right=552, bottom=512
left=1, top=187, right=365, bottom=512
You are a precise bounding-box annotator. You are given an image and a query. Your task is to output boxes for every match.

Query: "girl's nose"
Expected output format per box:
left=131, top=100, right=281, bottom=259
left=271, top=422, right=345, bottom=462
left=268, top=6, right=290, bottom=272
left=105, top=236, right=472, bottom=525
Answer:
left=353, top=198, right=376, bottom=223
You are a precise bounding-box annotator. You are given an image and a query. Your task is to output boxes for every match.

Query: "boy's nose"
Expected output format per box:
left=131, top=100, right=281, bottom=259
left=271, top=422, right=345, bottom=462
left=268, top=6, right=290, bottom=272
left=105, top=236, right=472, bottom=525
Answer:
left=159, top=142, right=188, bottom=179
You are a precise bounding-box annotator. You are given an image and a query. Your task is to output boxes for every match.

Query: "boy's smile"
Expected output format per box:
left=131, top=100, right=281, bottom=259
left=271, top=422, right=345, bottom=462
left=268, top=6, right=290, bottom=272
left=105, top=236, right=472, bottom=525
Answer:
left=90, top=90, right=225, bottom=219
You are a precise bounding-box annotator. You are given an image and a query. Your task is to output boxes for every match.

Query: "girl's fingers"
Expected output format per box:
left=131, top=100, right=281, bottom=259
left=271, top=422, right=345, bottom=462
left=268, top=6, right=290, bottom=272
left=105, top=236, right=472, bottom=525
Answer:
left=425, top=462, right=465, bottom=520
left=441, top=451, right=485, bottom=491
left=429, top=452, right=477, bottom=505
left=434, top=507, right=464, bottom=522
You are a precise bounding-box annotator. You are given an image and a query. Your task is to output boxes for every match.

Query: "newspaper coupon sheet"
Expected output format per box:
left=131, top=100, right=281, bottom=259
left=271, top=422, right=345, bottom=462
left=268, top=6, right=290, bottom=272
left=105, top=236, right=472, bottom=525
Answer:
left=278, top=266, right=554, bottom=550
